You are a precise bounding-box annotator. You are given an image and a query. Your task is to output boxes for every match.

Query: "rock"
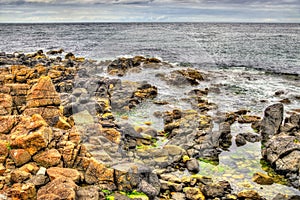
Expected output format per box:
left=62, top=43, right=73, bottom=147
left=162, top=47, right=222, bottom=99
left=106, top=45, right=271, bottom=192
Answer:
left=252, top=172, right=274, bottom=185
left=183, top=187, right=205, bottom=200
left=186, top=158, right=200, bottom=173
left=138, top=180, right=160, bottom=199
left=202, top=180, right=232, bottom=198
left=160, top=179, right=182, bottom=192
left=171, top=192, right=186, bottom=200
left=238, top=115, right=261, bottom=123
left=47, top=49, right=64, bottom=55
left=46, top=167, right=81, bottom=183
left=237, top=190, right=264, bottom=200
left=9, top=183, right=36, bottom=200
left=84, top=158, right=115, bottom=188
left=272, top=193, right=300, bottom=200
left=37, top=177, right=78, bottom=200
left=260, top=103, right=284, bottom=143
left=0, top=140, right=9, bottom=163
left=76, top=186, right=100, bottom=200
left=65, top=52, right=75, bottom=60
left=113, top=162, right=160, bottom=196
left=33, top=149, right=61, bottom=168
left=0, top=93, right=12, bottom=115
left=26, top=175, right=49, bottom=187
left=262, top=134, right=300, bottom=172
left=0, top=115, right=19, bottom=134
left=10, top=115, right=53, bottom=155
left=10, top=149, right=32, bottom=166
left=10, top=163, right=39, bottom=183
left=26, top=76, right=61, bottom=108
left=235, top=134, right=247, bottom=146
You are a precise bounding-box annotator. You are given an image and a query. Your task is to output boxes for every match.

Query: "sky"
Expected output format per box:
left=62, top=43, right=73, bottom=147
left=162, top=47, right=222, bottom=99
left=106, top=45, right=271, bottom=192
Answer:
left=0, top=0, right=299, bottom=23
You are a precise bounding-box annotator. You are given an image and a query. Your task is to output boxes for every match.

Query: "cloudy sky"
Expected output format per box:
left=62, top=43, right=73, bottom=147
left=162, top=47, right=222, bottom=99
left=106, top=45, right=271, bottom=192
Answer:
left=0, top=0, right=299, bottom=23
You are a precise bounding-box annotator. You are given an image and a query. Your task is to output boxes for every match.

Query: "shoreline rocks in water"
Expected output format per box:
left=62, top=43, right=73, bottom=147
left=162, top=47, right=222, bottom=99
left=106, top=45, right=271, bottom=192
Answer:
left=0, top=50, right=299, bottom=199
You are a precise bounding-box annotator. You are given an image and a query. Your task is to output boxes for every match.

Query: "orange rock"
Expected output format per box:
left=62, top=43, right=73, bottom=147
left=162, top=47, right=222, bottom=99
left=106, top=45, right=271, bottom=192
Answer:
left=37, top=177, right=78, bottom=200
left=26, top=76, right=61, bottom=108
left=46, top=167, right=81, bottom=182
left=0, top=93, right=12, bottom=115
left=33, top=149, right=61, bottom=168
left=0, top=140, right=9, bottom=164
left=102, top=128, right=121, bottom=144
left=0, top=115, right=19, bottom=134
left=10, top=149, right=31, bottom=166
left=9, top=183, right=36, bottom=200
left=84, top=158, right=114, bottom=185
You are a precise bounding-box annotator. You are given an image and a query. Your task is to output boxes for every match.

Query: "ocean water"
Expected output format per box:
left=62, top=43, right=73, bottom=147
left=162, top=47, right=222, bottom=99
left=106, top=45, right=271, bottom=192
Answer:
left=0, top=23, right=299, bottom=75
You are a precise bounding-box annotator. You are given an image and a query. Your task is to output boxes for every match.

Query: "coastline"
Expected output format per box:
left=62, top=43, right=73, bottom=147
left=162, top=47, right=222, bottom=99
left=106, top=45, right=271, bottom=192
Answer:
left=0, top=50, right=299, bottom=199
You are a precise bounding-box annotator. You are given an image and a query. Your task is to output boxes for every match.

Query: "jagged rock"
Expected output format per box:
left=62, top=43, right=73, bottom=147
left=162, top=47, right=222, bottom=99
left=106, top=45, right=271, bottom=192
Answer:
left=238, top=115, right=261, bottom=123
left=183, top=187, right=205, bottom=200
left=252, top=172, right=274, bottom=185
left=0, top=115, right=19, bottom=134
left=46, top=167, right=81, bottom=183
left=10, top=149, right=31, bottom=166
left=33, top=149, right=61, bottom=168
left=272, top=193, right=300, bottom=200
left=10, top=115, right=53, bottom=155
left=237, top=190, right=265, bottom=200
left=0, top=93, right=12, bottom=115
left=9, top=183, right=36, bottom=200
left=162, top=68, right=204, bottom=86
left=10, top=163, right=39, bottom=183
left=84, top=159, right=115, bottom=188
left=262, top=134, right=300, bottom=172
left=260, top=103, right=284, bottom=142
left=37, top=177, right=78, bottom=200
left=26, top=76, right=61, bottom=108
left=113, top=162, right=160, bottom=197
left=160, top=179, right=183, bottom=192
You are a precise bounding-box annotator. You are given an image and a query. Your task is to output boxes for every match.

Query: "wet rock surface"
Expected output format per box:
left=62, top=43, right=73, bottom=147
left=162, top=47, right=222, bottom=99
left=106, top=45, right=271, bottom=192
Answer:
left=0, top=50, right=299, bottom=199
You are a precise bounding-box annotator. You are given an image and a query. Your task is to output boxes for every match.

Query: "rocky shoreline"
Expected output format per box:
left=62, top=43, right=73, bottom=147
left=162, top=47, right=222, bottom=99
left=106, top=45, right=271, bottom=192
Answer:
left=0, top=50, right=299, bottom=200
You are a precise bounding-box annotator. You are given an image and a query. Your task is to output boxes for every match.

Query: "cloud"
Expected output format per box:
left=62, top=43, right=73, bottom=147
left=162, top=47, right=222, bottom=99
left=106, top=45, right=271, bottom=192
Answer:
left=0, top=0, right=299, bottom=22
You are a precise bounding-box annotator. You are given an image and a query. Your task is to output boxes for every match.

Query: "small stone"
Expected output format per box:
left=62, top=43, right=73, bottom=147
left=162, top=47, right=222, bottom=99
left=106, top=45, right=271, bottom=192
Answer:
left=252, top=172, right=274, bottom=185
left=186, top=158, right=200, bottom=173
left=76, top=186, right=100, bottom=200
left=9, top=183, right=36, bottom=200
left=237, top=190, right=263, bottom=200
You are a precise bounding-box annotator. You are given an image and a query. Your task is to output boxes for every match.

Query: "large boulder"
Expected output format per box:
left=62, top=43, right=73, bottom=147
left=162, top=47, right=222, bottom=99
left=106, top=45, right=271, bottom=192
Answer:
left=260, top=103, right=284, bottom=143
left=26, top=76, right=61, bottom=108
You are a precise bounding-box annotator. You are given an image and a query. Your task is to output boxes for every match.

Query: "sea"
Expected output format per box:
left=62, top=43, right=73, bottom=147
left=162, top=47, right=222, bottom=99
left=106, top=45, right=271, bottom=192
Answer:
left=1, top=23, right=300, bottom=198
left=0, top=23, right=299, bottom=75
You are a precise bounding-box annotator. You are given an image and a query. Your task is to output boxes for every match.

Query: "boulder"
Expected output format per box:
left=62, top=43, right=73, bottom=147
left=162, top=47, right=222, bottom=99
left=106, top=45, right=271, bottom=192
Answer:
left=84, top=158, right=115, bottom=188
left=46, top=167, right=81, bottom=183
left=202, top=181, right=232, bottom=198
left=260, top=103, right=284, bottom=143
left=33, top=149, right=61, bottom=168
left=37, top=177, right=78, bottom=200
left=10, top=149, right=32, bottom=166
left=26, top=76, right=61, bottom=108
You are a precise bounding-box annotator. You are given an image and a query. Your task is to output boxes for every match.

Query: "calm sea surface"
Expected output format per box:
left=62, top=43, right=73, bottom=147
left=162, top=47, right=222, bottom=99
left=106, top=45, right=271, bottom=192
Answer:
left=0, top=23, right=299, bottom=75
